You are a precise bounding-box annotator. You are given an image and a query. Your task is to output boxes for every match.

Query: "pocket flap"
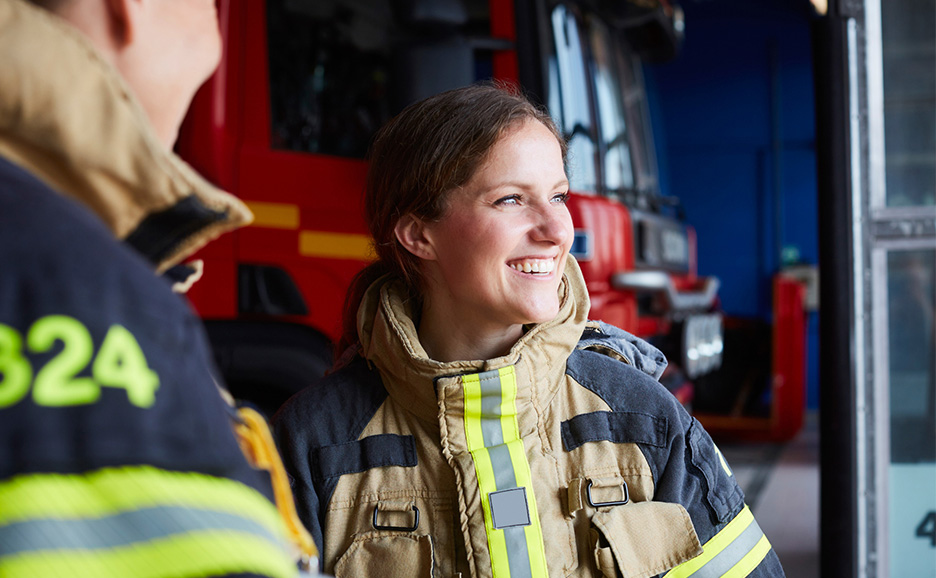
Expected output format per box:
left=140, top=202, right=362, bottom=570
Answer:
left=334, top=532, right=433, bottom=578
left=592, top=502, right=702, bottom=578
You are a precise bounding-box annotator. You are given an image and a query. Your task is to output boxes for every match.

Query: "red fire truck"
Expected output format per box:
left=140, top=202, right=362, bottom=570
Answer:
left=177, top=0, right=805, bottom=440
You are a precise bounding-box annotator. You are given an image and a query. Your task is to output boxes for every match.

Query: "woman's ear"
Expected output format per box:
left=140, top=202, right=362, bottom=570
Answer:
left=102, top=0, right=136, bottom=46
left=394, top=215, right=437, bottom=260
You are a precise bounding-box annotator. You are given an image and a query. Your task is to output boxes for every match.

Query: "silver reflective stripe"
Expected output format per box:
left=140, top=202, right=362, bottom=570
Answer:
left=474, top=369, right=534, bottom=578
left=0, top=506, right=280, bottom=555
left=478, top=370, right=519, bottom=490
left=490, top=444, right=518, bottom=490
left=504, top=526, right=534, bottom=578
left=689, top=518, right=766, bottom=578
left=479, top=369, right=505, bottom=444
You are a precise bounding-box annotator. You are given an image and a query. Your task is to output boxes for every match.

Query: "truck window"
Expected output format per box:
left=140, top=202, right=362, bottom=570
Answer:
left=548, top=4, right=599, bottom=193
left=614, top=44, right=659, bottom=197
left=587, top=16, right=635, bottom=195
left=585, top=14, right=659, bottom=201
left=267, top=0, right=393, bottom=158
left=267, top=0, right=487, bottom=159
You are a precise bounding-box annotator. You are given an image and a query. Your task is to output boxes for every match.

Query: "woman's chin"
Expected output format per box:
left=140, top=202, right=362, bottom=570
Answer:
left=518, top=302, right=561, bottom=326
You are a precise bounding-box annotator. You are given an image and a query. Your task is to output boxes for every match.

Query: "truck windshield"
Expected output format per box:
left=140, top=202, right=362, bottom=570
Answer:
left=588, top=15, right=636, bottom=194
left=265, top=0, right=662, bottom=208
left=545, top=2, right=660, bottom=205
left=548, top=4, right=599, bottom=193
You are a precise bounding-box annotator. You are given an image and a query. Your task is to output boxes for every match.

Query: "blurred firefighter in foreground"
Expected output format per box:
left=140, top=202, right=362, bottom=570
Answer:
left=0, top=0, right=314, bottom=575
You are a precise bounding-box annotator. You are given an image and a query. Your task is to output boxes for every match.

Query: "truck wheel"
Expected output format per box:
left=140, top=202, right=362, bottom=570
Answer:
left=204, top=320, right=333, bottom=418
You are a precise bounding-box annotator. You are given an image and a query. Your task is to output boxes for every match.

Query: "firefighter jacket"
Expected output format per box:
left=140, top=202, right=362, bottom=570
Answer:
left=0, top=1, right=299, bottom=576
left=274, top=257, right=785, bottom=578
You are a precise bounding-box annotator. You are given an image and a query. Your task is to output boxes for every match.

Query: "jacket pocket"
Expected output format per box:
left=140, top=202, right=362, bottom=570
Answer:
left=334, top=531, right=434, bottom=578
left=589, top=502, right=702, bottom=578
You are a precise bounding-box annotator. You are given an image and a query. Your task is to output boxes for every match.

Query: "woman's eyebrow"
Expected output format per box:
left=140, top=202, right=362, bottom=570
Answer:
left=483, top=178, right=570, bottom=192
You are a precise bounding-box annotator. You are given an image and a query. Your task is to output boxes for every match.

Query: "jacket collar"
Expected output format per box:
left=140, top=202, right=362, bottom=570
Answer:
left=358, top=257, right=591, bottom=423
left=0, top=0, right=251, bottom=272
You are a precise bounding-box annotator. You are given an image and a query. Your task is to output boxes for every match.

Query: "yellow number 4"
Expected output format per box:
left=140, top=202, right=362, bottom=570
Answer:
left=93, top=325, right=160, bottom=408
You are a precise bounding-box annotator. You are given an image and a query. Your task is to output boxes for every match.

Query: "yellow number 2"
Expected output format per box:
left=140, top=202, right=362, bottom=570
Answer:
left=29, top=315, right=99, bottom=406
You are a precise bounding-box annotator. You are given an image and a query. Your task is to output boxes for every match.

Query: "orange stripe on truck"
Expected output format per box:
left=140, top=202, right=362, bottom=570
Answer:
left=244, top=202, right=300, bottom=230
left=299, top=231, right=375, bottom=261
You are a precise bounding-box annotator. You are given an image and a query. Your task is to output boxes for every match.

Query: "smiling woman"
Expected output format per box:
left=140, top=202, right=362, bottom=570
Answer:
left=396, top=118, right=573, bottom=362
left=338, top=83, right=570, bottom=360
left=273, top=84, right=785, bottom=578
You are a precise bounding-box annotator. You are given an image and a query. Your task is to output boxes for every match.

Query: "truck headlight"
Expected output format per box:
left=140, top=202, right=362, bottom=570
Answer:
left=682, top=313, right=724, bottom=379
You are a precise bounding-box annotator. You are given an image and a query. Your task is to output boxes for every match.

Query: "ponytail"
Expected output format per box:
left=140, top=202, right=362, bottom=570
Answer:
left=336, top=261, right=388, bottom=361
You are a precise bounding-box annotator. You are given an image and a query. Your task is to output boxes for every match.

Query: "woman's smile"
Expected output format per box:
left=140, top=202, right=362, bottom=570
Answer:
left=507, top=257, right=558, bottom=275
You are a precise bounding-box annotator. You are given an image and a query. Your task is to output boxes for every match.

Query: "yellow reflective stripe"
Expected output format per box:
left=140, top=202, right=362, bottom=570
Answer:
left=463, top=372, right=485, bottom=452
left=725, top=534, right=772, bottom=577
left=485, top=505, right=512, bottom=578
left=299, top=231, right=375, bottom=260
left=462, top=367, right=548, bottom=578
left=499, top=367, right=519, bottom=440
left=464, top=372, right=512, bottom=577
left=0, top=466, right=283, bottom=539
left=663, top=506, right=756, bottom=578
left=245, top=201, right=300, bottom=229
left=507, top=434, right=548, bottom=575
left=714, top=444, right=733, bottom=477
left=1, top=531, right=296, bottom=578
left=498, top=368, right=548, bottom=577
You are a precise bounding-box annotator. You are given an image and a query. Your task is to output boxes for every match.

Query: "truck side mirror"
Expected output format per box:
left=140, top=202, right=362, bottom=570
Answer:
left=391, top=37, right=474, bottom=111
left=601, top=0, right=685, bottom=63
left=389, top=0, right=473, bottom=111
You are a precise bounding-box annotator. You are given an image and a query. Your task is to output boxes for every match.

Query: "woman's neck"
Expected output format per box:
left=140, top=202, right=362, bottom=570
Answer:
left=417, top=305, right=524, bottom=363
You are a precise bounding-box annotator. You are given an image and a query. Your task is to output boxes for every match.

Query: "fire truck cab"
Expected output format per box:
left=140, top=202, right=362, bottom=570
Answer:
left=177, top=0, right=736, bottom=420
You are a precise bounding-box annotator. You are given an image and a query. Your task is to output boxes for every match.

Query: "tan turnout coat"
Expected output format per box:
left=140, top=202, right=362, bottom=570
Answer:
left=274, top=259, right=784, bottom=578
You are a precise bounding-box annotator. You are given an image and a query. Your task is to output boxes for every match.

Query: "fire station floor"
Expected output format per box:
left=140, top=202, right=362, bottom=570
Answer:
left=718, top=412, right=820, bottom=578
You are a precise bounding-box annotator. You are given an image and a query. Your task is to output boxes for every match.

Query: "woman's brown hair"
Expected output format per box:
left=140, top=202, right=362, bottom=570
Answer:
left=337, top=82, right=567, bottom=358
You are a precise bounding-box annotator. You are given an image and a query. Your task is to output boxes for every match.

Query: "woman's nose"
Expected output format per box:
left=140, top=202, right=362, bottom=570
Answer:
left=531, top=205, right=572, bottom=245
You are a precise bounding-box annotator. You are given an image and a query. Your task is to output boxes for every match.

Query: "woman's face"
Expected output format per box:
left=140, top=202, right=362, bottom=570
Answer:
left=419, top=119, right=574, bottom=334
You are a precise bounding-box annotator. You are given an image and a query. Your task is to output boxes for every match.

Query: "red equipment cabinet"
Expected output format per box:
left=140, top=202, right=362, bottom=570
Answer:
left=177, top=0, right=805, bottom=440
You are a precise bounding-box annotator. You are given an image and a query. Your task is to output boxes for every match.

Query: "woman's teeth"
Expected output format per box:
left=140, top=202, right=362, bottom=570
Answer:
left=509, top=259, right=555, bottom=274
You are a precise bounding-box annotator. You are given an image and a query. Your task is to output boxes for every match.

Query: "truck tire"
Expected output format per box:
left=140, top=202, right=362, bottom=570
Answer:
left=204, top=320, right=333, bottom=418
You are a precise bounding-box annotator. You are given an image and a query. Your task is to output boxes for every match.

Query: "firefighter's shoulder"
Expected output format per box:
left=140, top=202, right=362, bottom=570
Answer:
left=577, top=319, right=669, bottom=380
left=0, top=159, right=297, bottom=577
left=568, top=321, right=684, bottom=422
left=273, top=354, right=386, bottom=450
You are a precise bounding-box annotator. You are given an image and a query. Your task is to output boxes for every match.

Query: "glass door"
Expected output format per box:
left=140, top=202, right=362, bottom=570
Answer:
left=817, top=0, right=935, bottom=575
left=871, top=1, right=935, bottom=574
left=821, top=0, right=936, bottom=575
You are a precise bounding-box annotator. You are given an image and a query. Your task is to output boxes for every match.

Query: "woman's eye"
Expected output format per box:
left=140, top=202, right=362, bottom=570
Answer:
left=494, top=195, right=521, bottom=206
left=552, top=192, right=570, bottom=204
